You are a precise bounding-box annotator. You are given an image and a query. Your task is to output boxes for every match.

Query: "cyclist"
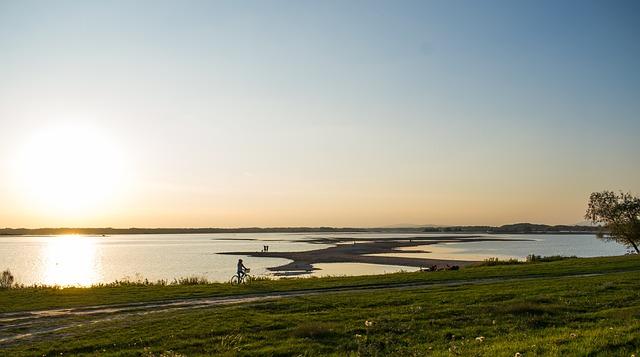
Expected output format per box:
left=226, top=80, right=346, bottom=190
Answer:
left=237, top=259, right=249, bottom=281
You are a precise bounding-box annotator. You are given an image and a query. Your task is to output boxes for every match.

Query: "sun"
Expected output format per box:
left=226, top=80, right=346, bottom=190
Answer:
left=12, top=124, right=127, bottom=215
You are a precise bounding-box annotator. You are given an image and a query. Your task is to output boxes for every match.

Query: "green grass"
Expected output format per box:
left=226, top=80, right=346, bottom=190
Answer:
left=1, top=267, right=639, bottom=356
left=1, top=255, right=639, bottom=314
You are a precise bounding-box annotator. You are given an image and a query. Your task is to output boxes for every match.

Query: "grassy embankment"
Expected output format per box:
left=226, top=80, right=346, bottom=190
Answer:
left=1, top=255, right=639, bottom=356
left=1, top=255, right=638, bottom=314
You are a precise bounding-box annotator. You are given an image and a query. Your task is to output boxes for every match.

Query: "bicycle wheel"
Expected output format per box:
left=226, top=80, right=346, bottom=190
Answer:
left=230, top=275, right=240, bottom=285
left=243, top=275, right=252, bottom=285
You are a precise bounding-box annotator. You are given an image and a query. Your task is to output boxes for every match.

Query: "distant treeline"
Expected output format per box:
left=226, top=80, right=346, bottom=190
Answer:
left=0, top=227, right=368, bottom=236
left=0, top=223, right=598, bottom=236
left=422, top=223, right=598, bottom=234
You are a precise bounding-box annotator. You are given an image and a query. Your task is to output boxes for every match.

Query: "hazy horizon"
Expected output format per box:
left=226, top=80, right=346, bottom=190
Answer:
left=0, top=219, right=603, bottom=231
left=1, top=1, right=639, bottom=228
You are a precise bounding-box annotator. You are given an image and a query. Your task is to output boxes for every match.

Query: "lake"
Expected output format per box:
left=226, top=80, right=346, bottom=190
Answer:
left=0, top=233, right=628, bottom=286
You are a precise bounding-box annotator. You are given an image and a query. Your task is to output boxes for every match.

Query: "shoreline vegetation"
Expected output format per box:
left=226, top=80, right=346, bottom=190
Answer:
left=0, top=222, right=599, bottom=236
left=0, top=255, right=577, bottom=291
left=1, top=255, right=639, bottom=355
left=1, top=255, right=637, bottom=309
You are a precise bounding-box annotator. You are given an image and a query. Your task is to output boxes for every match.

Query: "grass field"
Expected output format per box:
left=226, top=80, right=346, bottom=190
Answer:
left=1, top=255, right=639, bottom=356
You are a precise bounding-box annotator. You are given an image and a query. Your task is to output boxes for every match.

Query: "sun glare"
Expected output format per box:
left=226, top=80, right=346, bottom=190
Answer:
left=12, top=125, right=127, bottom=216
left=43, top=235, right=99, bottom=286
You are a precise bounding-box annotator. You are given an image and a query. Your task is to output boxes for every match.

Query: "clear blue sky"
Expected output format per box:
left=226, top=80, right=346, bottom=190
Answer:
left=0, top=0, right=639, bottom=227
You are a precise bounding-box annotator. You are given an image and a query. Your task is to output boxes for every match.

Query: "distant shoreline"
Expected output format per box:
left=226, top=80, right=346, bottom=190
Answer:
left=0, top=223, right=599, bottom=236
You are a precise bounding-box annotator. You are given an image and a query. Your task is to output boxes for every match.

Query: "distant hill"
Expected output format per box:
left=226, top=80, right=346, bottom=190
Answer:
left=381, top=223, right=439, bottom=229
left=0, top=223, right=599, bottom=236
left=423, top=223, right=599, bottom=234
left=574, top=220, right=597, bottom=227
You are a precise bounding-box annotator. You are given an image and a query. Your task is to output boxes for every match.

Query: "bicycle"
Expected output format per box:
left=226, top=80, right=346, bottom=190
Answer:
left=230, top=268, right=252, bottom=285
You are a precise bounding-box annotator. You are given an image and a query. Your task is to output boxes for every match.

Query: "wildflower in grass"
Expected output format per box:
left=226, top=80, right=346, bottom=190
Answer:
left=365, top=320, right=374, bottom=327
left=475, top=336, right=485, bottom=342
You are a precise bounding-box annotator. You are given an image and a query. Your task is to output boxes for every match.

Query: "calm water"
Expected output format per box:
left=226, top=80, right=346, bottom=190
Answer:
left=0, top=233, right=628, bottom=286
left=373, top=234, right=629, bottom=261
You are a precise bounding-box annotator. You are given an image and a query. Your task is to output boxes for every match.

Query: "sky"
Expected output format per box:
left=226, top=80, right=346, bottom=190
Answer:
left=0, top=0, right=639, bottom=228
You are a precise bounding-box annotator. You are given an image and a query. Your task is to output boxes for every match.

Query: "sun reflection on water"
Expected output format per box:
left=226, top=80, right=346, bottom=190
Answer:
left=43, top=235, right=99, bottom=287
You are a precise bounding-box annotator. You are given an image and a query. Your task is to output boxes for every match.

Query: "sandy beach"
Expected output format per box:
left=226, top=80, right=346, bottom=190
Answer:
left=220, top=235, right=533, bottom=274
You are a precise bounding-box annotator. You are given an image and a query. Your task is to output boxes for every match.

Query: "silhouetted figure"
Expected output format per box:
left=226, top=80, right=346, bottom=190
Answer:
left=237, top=259, right=248, bottom=279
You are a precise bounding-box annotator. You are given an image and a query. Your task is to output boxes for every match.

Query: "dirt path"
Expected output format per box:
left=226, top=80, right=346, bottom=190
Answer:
left=2, top=269, right=633, bottom=347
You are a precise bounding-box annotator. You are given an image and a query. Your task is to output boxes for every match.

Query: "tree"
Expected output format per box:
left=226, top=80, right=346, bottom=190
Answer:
left=0, top=269, right=14, bottom=289
left=585, top=191, right=640, bottom=254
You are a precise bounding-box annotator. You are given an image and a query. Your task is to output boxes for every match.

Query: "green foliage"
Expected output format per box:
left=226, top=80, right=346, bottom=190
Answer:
left=586, top=190, right=640, bottom=253
left=142, top=348, right=186, bottom=357
left=526, top=254, right=577, bottom=263
left=171, top=276, right=209, bottom=285
left=0, top=269, right=14, bottom=289
left=477, top=257, right=523, bottom=266
left=2, top=255, right=640, bottom=314
left=475, top=255, right=577, bottom=266
left=2, top=267, right=639, bottom=356
left=291, top=322, right=339, bottom=339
